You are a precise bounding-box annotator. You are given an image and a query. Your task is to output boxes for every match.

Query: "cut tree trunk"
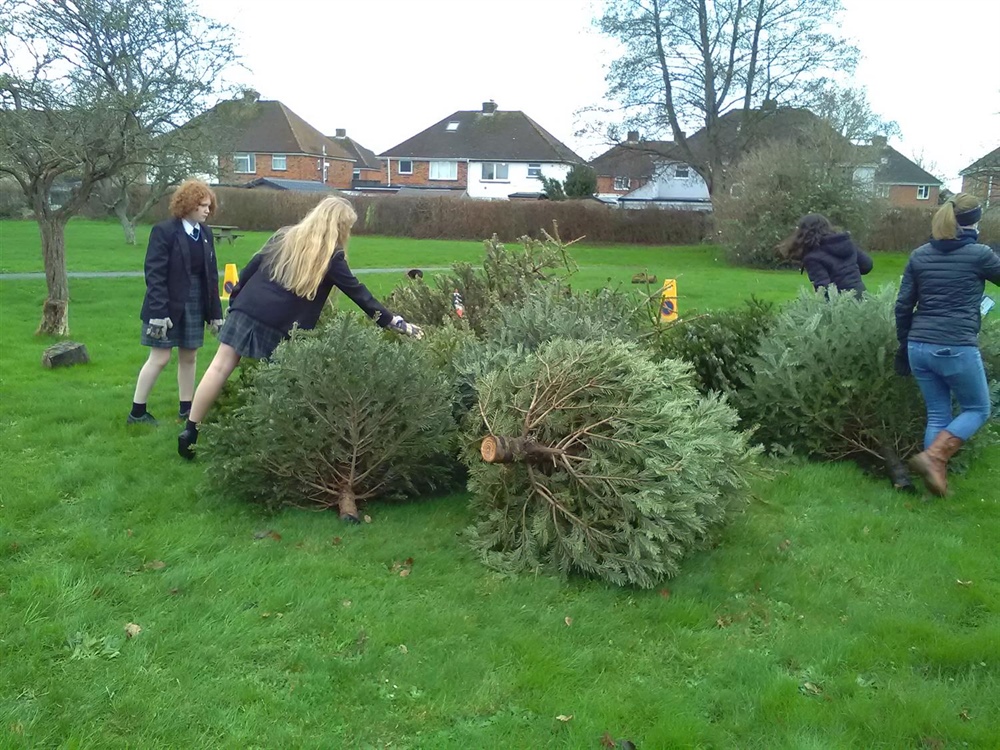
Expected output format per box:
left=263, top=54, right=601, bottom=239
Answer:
left=38, top=217, right=70, bottom=335
left=338, top=487, right=360, bottom=523
left=480, top=435, right=566, bottom=464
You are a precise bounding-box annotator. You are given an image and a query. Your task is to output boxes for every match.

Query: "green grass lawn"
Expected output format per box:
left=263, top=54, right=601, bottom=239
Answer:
left=1, top=220, right=997, bottom=748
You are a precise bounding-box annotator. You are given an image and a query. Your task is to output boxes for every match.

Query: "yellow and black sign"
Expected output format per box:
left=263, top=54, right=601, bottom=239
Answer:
left=221, top=263, right=239, bottom=301
left=659, top=279, right=678, bottom=323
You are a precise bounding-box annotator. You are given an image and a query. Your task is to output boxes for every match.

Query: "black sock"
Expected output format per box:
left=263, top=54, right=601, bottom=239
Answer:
left=179, top=400, right=192, bottom=414
left=131, top=402, right=147, bottom=418
left=184, top=419, right=199, bottom=442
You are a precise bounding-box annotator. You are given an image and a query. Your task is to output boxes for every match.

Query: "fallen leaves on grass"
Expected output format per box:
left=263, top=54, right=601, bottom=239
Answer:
left=253, top=530, right=282, bottom=541
left=777, top=538, right=792, bottom=552
left=799, top=680, right=823, bottom=696
left=390, top=558, right=415, bottom=577
left=956, top=579, right=973, bottom=587
left=600, top=732, right=616, bottom=748
left=332, top=536, right=342, bottom=545
left=564, top=617, right=573, bottom=627
left=659, top=589, right=671, bottom=600
left=124, top=623, right=142, bottom=639
left=555, top=714, right=573, bottom=722
left=959, top=708, right=971, bottom=721
left=363, top=515, right=372, bottom=524
left=143, top=560, right=166, bottom=571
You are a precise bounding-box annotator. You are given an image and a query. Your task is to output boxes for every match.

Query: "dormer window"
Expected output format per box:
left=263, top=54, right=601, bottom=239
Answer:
left=446, top=122, right=460, bottom=131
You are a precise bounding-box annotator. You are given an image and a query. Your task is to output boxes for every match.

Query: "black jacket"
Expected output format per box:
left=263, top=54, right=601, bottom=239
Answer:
left=895, top=233, right=1000, bottom=347
left=228, top=236, right=392, bottom=333
left=801, top=232, right=873, bottom=295
left=139, top=219, right=223, bottom=324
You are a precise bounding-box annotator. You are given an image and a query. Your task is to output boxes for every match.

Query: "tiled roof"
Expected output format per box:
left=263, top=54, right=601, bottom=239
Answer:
left=960, top=145, right=1000, bottom=175
left=380, top=107, right=582, bottom=163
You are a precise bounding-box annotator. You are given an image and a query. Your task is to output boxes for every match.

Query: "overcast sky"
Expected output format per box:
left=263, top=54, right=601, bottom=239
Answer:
left=196, top=0, right=1000, bottom=191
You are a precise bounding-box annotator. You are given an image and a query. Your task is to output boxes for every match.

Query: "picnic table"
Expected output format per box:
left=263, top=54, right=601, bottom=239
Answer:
left=209, top=225, right=244, bottom=245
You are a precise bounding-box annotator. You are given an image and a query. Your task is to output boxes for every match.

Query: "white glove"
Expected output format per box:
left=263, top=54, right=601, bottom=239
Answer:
left=146, top=317, right=173, bottom=340
left=388, top=314, right=424, bottom=340
left=208, top=319, right=224, bottom=336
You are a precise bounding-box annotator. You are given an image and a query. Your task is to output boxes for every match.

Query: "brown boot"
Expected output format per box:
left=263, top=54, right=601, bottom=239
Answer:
left=908, top=430, right=964, bottom=497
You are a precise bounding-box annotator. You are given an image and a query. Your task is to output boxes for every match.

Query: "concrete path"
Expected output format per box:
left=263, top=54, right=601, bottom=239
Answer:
left=0, top=267, right=449, bottom=281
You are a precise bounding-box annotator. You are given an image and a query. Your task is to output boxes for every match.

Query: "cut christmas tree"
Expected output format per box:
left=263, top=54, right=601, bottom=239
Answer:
left=463, top=337, right=760, bottom=588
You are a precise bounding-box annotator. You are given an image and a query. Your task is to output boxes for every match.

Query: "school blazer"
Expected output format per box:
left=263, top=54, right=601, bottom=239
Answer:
left=139, top=218, right=223, bottom=324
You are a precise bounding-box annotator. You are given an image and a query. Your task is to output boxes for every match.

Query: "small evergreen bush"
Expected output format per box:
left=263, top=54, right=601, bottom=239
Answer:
left=463, top=337, right=760, bottom=589
left=205, top=314, right=456, bottom=520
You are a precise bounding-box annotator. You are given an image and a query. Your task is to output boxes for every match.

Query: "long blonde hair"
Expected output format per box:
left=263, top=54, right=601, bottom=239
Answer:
left=269, top=196, right=357, bottom=299
left=931, top=192, right=980, bottom=240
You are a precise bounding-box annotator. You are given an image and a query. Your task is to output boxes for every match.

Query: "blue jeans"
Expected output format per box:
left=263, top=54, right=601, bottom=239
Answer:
left=908, top=342, right=991, bottom=448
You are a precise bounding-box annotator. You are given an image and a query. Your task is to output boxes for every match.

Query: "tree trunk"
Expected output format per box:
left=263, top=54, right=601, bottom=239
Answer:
left=37, top=217, right=70, bottom=336
left=338, top=487, right=360, bottom=523
left=114, top=198, right=137, bottom=245
left=480, top=435, right=566, bottom=464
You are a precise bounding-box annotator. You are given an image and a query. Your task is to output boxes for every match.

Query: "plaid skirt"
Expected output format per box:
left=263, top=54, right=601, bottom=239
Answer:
left=217, top=309, right=287, bottom=360
left=141, top=278, right=206, bottom=349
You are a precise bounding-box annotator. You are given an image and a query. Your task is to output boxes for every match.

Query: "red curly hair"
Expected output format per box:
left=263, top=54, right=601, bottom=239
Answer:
left=169, top=180, right=217, bottom=219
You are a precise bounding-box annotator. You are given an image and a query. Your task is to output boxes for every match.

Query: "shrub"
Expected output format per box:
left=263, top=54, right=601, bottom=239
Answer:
left=463, top=337, right=760, bottom=588
left=741, top=287, right=929, bottom=463
left=563, top=164, right=598, bottom=198
left=715, top=140, right=875, bottom=268
left=654, top=297, right=776, bottom=397
left=205, top=314, right=456, bottom=520
left=867, top=206, right=936, bottom=252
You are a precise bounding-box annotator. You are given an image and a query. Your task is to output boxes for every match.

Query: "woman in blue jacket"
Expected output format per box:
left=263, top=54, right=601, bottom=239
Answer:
left=895, top=193, right=1000, bottom=496
left=178, top=195, right=422, bottom=460
left=785, top=214, right=874, bottom=297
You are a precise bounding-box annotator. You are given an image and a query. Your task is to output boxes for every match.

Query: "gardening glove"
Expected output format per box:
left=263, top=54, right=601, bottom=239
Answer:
left=387, top=315, right=424, bottom=340
left=893, top=345, right=911, bottom=377
left=208, top=319, right=224, bottom=336
left=145, top=317, right=173, bottom=340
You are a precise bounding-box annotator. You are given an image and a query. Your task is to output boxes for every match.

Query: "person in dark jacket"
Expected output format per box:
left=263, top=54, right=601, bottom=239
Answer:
left=784, top=214, right=874, bottom=297
left=178, top=195, right=422, bottom=461
left=895, top=193, right=1000, bottom=496
left=128, top=180, right=224, bottom=426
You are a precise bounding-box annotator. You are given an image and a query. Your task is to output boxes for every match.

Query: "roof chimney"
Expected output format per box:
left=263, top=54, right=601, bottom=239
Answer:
left=626, top=130, right=640, bottom=143
left=761, top=98, right=777, bottom=112
left=482, top=100, right=498, bottom=115
left=871, top=135, right=887, bottom=148
left=335, top=128, right=346, bottom=138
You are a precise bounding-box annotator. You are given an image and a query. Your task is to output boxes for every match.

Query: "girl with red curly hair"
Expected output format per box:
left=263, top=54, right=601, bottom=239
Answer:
left=127, top=179, right=224, bottom=426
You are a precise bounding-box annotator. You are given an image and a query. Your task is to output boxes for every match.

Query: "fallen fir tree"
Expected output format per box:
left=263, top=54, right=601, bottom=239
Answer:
left=463, top=337, right=761, bottom=588
left=205, top=314, right=456, bottom=521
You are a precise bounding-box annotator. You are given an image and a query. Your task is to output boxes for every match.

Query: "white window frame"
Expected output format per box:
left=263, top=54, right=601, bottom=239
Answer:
left=271, top=154, right=287, bottom=171
left=481, top=162, right=509, bottom=181
left=398, top=159, right=413, bottom=175
left=233, top=152, right=256, bottom=174
left=916, top=185, right=931, bottom=200
left=527, top=163, right=542, bottom=178
left=429, top=160, right=458, bottom=180
left=613, top=176, right=630, bottom=191
left=446, top=121, right=460, bottom=131
left=674, top=165, right=690, bottom=178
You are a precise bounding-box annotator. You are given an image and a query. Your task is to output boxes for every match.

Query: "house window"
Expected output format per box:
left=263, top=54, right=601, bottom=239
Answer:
left=234, top=153, right=256, bottom=174
left=675, top=165, right=690, bottom=178
left=917, top=185, right=931, bottom=200
left=613, top=176, right=630, bottom=191
left=429, top=161, right=458, bottom=180
left=398, top=160, right=413, bottom=175
left=271, top=154, right=287, bottom=171
left=446, top=121, right=460, bottom=131
left=481, top=162, right=509, bottom=181
left=527, top=163, right=542, bottom=178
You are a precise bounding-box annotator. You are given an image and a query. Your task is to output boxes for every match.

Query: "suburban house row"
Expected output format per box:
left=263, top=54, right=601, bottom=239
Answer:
left=200, top=95, right=998, bottom=211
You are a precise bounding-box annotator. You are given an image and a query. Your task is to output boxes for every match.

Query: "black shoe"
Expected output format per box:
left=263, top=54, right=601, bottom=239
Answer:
left=127, top=412, right=158, bottom=426
left=178, top=426, right=198, bottom=460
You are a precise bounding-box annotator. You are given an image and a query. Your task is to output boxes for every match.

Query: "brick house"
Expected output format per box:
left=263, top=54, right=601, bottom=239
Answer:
left=960, top=145, right=1000, bottom=208
left=590, top=131, right=675, bottom=197
left=858, top=136, right=942, bottom=208
left=377, top=101, right=583, bottom=199
left=208, top=98, right=376, bottom=191
left=328, top=129, right=383, bottom=186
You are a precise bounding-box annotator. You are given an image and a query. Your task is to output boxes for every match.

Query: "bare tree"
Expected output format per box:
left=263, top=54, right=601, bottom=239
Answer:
left=0, top=0, right=239, bottom=335
left=593, top=0, right=858, bottom=196
left=804, top=83, right=900, bottom=142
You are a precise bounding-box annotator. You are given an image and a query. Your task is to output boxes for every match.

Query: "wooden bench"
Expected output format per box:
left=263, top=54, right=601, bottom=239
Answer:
left=210, top=225, right=243, bottom=245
